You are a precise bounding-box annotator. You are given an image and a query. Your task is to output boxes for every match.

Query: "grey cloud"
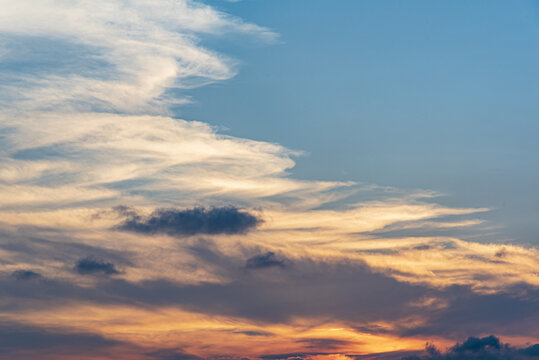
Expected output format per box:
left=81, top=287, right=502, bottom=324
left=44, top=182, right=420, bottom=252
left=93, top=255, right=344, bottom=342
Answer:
left=401, top=284, right=539, bottom=339
left=296, top=338, right=351, bottom=350
left=245, top=252, right=286, bottom=269
left=117, top=206, right=261, bottom=236
left=402, top=335, right=539, bottom=360
left=0, top=226, right=133, bottom=268
left=11, top=270, right=41, bottom=281
left=0, top=322, right=121, bottom=359
left=1, top=235, right=538, bottom=343
left=75, top=256, right=119, bottom=276
left=145, top=348, right=203, bottom=360
left=520, top=345, right=539, bottom=357
left=97, top=260, right=427, bottom=324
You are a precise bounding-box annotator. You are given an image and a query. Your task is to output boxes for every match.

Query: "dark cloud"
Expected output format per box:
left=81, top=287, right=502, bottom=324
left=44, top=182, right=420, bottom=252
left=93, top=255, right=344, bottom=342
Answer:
left=96, top=260, right=427, bottom=324
left=245, top=252, right=286, bottom=269
left=11, top=270, right=42, bottom=281
left=297, top=338, right=350, bottom=350
left=413, top=244, right=432, bottom=251
left=402, top=336, right=539, bottom=360
left=0, top=322, right=121, bottom=359
left=520, top=345, right=539, bottom=357
left=400, top=284, right=539, bottom=339
left=495, top=248, right=507, bottom=258
left=145, top=348, right=203, bottom=360
left=117, top=206, right=261, bottom=236
left=75, top=256, right=119, bottom=276
left=453, top=335, right=500, bottom=352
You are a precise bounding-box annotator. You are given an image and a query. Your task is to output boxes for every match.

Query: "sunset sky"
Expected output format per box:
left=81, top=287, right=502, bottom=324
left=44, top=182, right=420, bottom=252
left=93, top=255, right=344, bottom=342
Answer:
left=0, top=1, right=538, bottom=359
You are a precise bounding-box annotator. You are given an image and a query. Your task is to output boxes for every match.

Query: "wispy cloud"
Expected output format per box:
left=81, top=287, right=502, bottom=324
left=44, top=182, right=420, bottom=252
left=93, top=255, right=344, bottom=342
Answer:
left=0, top=0, right=276, bottom=113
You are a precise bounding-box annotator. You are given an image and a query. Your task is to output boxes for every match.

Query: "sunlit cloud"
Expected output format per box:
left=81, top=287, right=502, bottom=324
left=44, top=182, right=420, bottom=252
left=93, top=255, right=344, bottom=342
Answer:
left=0, top=0, right=276, bottom=113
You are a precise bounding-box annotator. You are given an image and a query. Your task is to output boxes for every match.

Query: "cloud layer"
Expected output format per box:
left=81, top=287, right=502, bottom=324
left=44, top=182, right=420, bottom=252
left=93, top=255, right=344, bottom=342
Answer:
left=0, top=0, right=537, bottom=359
left=118, top=206, right=261, bottom=236
left=403, top=335, right=539, bottom=360
left=0, top=0, right=276, bottom=113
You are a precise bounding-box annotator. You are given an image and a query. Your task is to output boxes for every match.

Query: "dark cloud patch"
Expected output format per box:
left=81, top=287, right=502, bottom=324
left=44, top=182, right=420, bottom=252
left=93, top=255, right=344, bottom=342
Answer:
left=520, top=344, right=539, bottom=357
left=245, top=252, right=286, bottom=269
left=145, top=348, right=203, bottom=360
left=402, top=335, right=539, bottom=360
left=495, top=248, right=507, bottom=258
left=297, top=338, right=351, bottom=350
left=413, top=244, right=432, bottom=251
left=117, top=206, right=261, bottom=236
left=75, top=256, right=119, bottom=276
left=0, top=322, right=121, bottom=358
left=453, top=335, right=500, bottom=352
left=11, top=270, right=41, bottom=281
left=401, top=284, right=539, bottom=339
left=97, top=260, right=428, bottom=324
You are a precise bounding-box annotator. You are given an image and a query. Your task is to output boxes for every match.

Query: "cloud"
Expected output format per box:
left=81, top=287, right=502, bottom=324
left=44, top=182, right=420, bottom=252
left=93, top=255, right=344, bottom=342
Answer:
left=0, top=112, right=347, bottom=211
left=145, top=348, right=203, bottom=360
left=245, top=252, right=287, bottom=269
left=117, top=206, right=261, bottom=236
left=0, top=263, right=538, bottom=359
left=0, top=322, right=122, bottom=359
left=0, top=0, right=277, bottom=113
left=296, top=338, right=351, bottom=350
left=92, top=260, right=429, bottom=324
left=452, top=335, right=501, bottom=352
left=75, top=256, right=120, bottom=276
left=520, top=345, right=539, bottom=357
left=11, top=270, right=42, bottom=281
left=260, top=352, right=331, bottom=360
left=403, top=335, right=539, bottom=360
left=233, top=330, right=274, bottom=337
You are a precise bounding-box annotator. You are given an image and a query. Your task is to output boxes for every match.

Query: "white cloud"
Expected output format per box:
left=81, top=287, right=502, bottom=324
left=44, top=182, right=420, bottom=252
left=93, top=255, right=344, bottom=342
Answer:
left=0, top=0, right=276, bottom=113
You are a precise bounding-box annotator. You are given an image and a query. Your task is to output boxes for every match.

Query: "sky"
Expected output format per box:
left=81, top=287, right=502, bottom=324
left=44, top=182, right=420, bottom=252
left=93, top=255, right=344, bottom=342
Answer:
left=0, top=1, right=538, bottom=359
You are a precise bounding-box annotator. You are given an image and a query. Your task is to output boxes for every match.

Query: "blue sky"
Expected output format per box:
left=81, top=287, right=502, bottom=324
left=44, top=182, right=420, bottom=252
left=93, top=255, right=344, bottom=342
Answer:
left=182, top=0, right=539, bottom=244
